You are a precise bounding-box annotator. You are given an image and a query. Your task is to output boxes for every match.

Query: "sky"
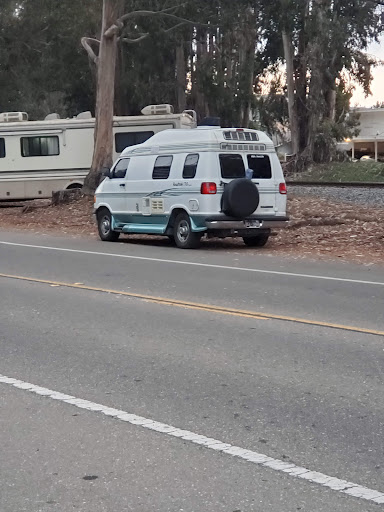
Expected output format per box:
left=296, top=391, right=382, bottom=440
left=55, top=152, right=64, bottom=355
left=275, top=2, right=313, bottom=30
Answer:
left=352, top=39, right=384, bottom=107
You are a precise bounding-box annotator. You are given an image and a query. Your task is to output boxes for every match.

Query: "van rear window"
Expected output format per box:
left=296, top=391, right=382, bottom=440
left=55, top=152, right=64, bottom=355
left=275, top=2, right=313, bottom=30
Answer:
left=247, top=154, right=272, bottom=179
left=0, top=138, right=5, bottom=158
left=219, top=154, right=245, bottom=179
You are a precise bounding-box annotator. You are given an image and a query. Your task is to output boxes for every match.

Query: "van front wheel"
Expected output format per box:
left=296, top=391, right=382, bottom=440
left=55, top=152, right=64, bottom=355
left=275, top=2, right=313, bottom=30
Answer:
left=174, top=213, right=201, bottom=249
left=97, top=208, right=120, bottom=242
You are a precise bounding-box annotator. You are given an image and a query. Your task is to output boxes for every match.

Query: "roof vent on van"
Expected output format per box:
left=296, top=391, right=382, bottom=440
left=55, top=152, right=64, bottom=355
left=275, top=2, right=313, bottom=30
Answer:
left=224, top=130, right=259, bottom=142
left=141, top=104, right=174, bottom=116
left=45, top=113, right=60, bottom=120
left=0, top=111, right=28, bottom=123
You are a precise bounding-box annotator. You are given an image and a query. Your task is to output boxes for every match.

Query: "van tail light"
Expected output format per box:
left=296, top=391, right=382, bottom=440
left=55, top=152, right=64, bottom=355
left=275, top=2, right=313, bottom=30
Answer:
left=279, top=183, right=287, bottom=195
left=201, top=182, right=217, bottom=194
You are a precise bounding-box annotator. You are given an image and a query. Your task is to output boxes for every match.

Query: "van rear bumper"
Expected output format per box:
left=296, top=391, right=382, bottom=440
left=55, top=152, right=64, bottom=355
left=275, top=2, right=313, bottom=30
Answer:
left=205, top=216, right=289, bottom=230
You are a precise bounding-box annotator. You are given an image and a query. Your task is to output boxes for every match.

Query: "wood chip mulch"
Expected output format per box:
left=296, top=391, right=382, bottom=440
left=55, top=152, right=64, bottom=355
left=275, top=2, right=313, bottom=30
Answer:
left=0, top=194, right=383, bottom=265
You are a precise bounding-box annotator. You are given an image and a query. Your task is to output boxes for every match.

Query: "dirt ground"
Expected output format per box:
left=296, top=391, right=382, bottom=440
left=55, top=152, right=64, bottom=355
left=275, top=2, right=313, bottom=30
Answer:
left=0, top=194, right=383, bottom=265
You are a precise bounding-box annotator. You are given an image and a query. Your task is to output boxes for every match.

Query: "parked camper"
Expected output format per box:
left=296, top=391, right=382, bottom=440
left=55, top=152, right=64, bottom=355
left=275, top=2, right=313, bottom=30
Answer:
left=94, top=127, right=288, bottom=249
left=0, top=105, right=196, bottom=200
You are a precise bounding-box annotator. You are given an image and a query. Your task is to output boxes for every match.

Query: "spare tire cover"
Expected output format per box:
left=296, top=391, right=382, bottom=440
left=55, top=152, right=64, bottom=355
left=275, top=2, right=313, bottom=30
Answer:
left=221, top=179, right=260, bottom=218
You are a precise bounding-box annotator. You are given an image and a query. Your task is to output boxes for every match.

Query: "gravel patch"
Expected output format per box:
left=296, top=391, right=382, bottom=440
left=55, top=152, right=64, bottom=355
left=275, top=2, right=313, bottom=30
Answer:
left=290, top=185, right=384, bottom=208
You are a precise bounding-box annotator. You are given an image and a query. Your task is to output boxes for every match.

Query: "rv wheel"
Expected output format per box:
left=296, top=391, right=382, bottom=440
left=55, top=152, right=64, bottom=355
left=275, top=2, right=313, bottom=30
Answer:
left=97, top=208, right=120, bottom=242
left=173, top=213, right=201, bottom=249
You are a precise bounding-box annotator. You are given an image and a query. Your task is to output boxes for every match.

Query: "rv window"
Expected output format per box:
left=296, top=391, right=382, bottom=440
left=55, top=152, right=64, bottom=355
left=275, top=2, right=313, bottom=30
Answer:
left=21, top=136, right=59, bottom=157
left=112, top=158, right=130, bottom=179
left=0, top=138, right=5, bottom=158
left=219, top=154, right=245, bottom=179
left=153, top=156, right=173, bottom=179
left=247, top=155, right=272, bottom=179
left=115, top=131, right=154, bottom=153
left=183, top=154, right=199, bottom=179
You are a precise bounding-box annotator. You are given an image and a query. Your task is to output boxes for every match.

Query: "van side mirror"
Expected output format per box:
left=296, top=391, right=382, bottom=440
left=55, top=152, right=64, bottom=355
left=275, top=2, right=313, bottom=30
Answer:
left=102, top=167, right=112, bottom=179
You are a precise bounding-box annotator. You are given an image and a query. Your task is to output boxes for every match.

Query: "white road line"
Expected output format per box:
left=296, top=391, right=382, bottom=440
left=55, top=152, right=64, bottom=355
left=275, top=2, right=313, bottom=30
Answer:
left=1, top=240, right=383, bottom=287
left=1, top=373, right=383, bottom=506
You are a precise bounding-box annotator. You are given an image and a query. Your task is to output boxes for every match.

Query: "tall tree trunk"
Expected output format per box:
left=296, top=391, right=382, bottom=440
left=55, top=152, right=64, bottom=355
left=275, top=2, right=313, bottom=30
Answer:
left=114, top=43, right=123, bottom=115
left=325, top=87, right=336, bottom=121
left=176, top=41, right=186, bottom=112
left=194, top=27, right=210, bottom=121
left=83, top=0, right=121, bottom=195
left=306, top=0, right=327, bottom=160
left=240, top=60, right=254, bottom=128
left=113, top=0, right=125, bottom=116
left=282, top=30, right=299, bottom=155
left=296, top=2, right=309, bottom=152
left=223, top=31, right=236, bottom=126
left=240, top=8, right=257, bottom=128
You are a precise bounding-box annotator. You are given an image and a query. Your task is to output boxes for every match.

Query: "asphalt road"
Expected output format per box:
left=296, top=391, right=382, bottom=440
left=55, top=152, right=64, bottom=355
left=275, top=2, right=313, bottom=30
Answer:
left=0, top=229, right=383, bottom=511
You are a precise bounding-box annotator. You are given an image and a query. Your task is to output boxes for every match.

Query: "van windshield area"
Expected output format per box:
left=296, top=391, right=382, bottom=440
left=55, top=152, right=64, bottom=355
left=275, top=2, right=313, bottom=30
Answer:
left=247, top=154, right=272, bottom=179
left=219, top=154, right=245, bottom=179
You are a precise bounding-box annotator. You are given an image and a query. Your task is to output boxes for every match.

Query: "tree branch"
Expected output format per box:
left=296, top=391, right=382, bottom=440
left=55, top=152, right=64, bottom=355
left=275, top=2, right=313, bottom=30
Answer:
left=121, top=3, right=187, bottom=21
left=102, top=3, right=213, bottom=45
left=163, top=22, right=185, bottom=33
left=118, top=8, right=212, bottom=29
left=104, top=19, right=124, bottom=38
left=121, top=33, right=150, bottom=44
left=81, top=37, right=100, bottom=64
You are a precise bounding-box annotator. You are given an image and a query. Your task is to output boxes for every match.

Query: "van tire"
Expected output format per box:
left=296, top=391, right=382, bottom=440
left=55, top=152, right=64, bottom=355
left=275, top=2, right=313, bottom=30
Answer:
left=97, top=208, right=120, bottom=242
left=173, top=213, right=201, bottom=249
left=243, top=234, right=269, bottom=247
left=222, top=179, right=259, bottom=218
left=167, top=235, right=175, bottom=245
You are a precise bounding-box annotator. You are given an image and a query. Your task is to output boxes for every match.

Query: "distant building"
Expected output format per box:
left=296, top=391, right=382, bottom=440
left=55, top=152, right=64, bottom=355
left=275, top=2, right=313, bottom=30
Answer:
left=339, top=107, right=384, bottom=161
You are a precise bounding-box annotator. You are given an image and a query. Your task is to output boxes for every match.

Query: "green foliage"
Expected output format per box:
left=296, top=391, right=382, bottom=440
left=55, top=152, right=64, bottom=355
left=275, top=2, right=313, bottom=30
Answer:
left=291, top=161, right=384, bottom=182
left=313, top=82, right=361, bottom=163
left=254, top=73, right=289, bottom=136
left=272, top=0, right=383, bottom=164
left=0, top=0, right=101, bottom=119
left=0, top=0, right=382, bottom=141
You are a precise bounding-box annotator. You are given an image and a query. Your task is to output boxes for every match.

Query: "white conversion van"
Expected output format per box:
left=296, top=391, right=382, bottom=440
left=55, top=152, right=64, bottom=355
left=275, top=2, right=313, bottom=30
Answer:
left=94, top=127, right=288, bottom=249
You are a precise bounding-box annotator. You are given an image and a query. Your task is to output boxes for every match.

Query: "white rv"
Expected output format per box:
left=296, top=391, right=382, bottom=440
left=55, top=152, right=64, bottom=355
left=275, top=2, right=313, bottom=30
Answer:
left=94, top=127, right=288, bottom=249
left=0, top=105, right=196, bottom=200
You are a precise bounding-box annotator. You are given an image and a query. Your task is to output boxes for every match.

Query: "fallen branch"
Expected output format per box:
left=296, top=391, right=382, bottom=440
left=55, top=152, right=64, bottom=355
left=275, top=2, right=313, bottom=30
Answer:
left=22, top=203, right=51, bottom=214
left=288, top=218, right=349, bottom=229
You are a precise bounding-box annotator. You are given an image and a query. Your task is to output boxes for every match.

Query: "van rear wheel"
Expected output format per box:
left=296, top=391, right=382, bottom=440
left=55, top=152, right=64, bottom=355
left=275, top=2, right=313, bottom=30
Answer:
left=243, top=234, right=269, bottom=247
left=97, top=208, right=120, bottom=242
left=173, top=213, right=201, bottom=249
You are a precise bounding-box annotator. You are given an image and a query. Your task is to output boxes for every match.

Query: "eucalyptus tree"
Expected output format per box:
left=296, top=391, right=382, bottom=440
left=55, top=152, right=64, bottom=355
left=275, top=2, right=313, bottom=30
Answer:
left=275, top=0, right=383, bottom=164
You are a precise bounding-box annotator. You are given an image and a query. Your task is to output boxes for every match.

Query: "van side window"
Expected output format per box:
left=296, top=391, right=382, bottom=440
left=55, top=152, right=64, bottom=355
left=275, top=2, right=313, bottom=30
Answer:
left=112, top=158, right=130, bottom=179
left=219, top=154, right=245, bottom=179
left=153, top=156, right=173, bottom=179
left=21, top=136, right=59, bottom=157
left=247, top=154, right=272, bottom=179
left=115, top=131, right=154, bottom=153
left=183, top=154, right=199, bottom=179
left=0, top=138, right=5, bottom=158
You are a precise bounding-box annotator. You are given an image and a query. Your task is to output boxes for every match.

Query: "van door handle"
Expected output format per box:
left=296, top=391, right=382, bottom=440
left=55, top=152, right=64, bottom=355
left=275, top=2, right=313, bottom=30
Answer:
left=119, top=183, right=126, bottom=188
